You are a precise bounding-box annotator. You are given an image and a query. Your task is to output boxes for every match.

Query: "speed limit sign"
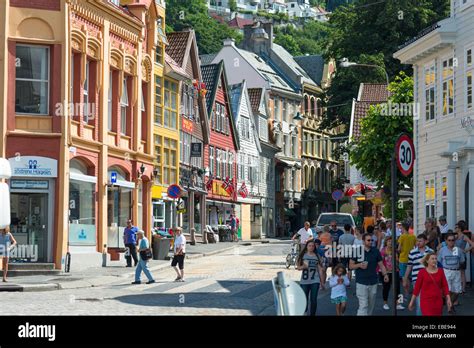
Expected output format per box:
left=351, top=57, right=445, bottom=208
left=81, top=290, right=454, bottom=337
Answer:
left=395, top=134, right=415, bottom=176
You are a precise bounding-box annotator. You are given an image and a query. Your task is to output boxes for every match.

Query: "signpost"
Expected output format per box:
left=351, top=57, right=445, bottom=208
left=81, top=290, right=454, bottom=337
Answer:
left=332, top=190, right=344, bottom=212
left=392, top=134, right=415, bottom=316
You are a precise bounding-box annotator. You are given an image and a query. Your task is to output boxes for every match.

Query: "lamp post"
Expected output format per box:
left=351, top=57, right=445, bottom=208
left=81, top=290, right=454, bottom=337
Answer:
left=339, top=58, right=390, bottom=86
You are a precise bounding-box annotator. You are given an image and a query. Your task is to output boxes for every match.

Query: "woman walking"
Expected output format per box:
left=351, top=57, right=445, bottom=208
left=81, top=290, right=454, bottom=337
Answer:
left=1, top=226, right=17, bottom=282
left=408, top=252, right=452, bottom=315
left=380, top=236, right=404, bottom=310
left=297, top=240, right=326, bottom=316
left=329, top=264, right=350, bottom=316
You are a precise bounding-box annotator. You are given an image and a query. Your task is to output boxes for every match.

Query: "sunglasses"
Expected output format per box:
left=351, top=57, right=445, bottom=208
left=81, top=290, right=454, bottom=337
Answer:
left=447, top=239, right=455, bottom=242
left=365, top=239, right=373, bottom=242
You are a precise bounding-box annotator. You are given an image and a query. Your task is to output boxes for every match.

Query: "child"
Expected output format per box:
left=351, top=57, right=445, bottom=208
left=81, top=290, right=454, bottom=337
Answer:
left=329, top=263, right=350, bottom=316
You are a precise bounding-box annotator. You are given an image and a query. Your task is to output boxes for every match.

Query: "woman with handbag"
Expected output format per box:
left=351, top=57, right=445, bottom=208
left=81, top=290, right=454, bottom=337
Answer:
left=408, top=252, right=452, bottom=316
left=131, top=230, right=155, bottom=285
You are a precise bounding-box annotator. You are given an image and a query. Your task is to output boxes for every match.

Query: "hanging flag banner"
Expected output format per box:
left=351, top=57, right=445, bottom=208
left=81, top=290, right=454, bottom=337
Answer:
left=221, top=177, right=234, bottom=195
left=238, top=182, right=249, bottom=198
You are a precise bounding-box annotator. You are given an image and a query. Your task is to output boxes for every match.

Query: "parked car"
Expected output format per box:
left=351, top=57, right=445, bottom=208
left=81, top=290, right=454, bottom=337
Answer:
left=315, top=213, right=355, bottom=233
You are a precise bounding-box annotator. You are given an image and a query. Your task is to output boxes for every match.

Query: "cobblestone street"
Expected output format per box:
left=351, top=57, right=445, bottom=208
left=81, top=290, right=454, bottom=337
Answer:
left=1, top=242, right=473, bottom=316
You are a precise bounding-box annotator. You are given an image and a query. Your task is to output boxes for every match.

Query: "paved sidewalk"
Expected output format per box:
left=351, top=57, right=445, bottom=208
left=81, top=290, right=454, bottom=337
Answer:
left=0, top=239, right=282, bottom=292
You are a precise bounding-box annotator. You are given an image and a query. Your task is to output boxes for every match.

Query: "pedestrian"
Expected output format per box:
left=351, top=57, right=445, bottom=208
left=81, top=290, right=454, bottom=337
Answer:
left=314, top=238, right=329, bottom=273
left=366, top=225, right=377, bottom=248
left=329, top=263, right=350, bottom=316
left=172, top=227, right=186, bottom=282
left=339, top=224, right=355, bottom=281
left=329, top=220, right=344, bottom=245
left=398, top=221, right=417, bottom=289
left=230, top=214, right=237, bottom=242
left=131, top=230, right=155, bottom=285
left=437, top=232, right=465, bottom=312
left=402, top=234, right=433, bottom=316
left=353, top=227, right=363, bottom=246
left=0, top=227, right=17, bottom=282
left=319, top=225, right=332, bottom=246
left=297, top=240, right=325, bottom=316
left=350, top=233, right=390, bottom=316
left=439, top=216, right=449, bottom=242
left=453, top=224, right=474, bottom=294
left=380, top=236, right=404, bottom=310
left=292, top=221, right=314, bottom=253
left=425, top=218, right=441, bottom=251
left=408, top=252, right=452, bottom=316
left=123, top=219, right=138, bottom=267
left=377, top=222, right=388, bottom=249
left=235, top=216, right=240, bottom=242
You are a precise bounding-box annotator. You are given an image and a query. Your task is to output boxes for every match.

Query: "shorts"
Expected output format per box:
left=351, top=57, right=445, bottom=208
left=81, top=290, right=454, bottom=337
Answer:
left=171, top=254, right=185, bottom=270
left=399, top=262, right=408, bottom=278
left=331, top=296, right=347, bottom=304
left=444, top=269, right=462, bottom=293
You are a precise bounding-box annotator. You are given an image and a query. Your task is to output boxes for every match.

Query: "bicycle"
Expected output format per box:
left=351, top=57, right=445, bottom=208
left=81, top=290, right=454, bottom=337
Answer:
left=285, top=240, right=300, bottom=269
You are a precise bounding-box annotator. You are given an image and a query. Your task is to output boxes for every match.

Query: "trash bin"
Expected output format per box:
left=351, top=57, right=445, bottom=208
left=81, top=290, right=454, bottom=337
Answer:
left=152, top=235, right=172, bottom=260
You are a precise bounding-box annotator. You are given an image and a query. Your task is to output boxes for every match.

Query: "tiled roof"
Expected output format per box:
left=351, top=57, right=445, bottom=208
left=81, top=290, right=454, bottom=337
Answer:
left=200, top=63, right=220, bottom=113
left=294, top=55, right=325, bottom=86
left=359, top=83, right=390, bottom=102
left=200, top=54, right=217, bottom=66
left=228, top=17, right=254, bottom=29
left=247, top=88, right=263, bottom=113
left=165, top=53, right=189, bottom=78
left=166, top=31, right=191, bottom=67
left=351, top=83, right=390, bottom=139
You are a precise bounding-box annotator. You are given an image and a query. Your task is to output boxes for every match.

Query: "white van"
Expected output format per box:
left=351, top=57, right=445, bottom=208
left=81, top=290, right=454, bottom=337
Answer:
left=315, top=213, right=355, bottom=233
left=0, top=158, right=12, bottom=228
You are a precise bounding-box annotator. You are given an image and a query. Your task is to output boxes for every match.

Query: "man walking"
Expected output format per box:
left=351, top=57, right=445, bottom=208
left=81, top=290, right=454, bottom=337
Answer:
left=402, top=234, right=433, bottom=315
left=123, top=219, right=138, bottom=267
left=438, top=233, right=465, bottom=313
left=292, top=221, right=314, bottom=252
left=350, top=233, right=390, bottom=315
left=397, top=221, right=416, bottom=291
left=439, top=216, right=449, bottom=242
left=172, top=227, right=186, bottom=282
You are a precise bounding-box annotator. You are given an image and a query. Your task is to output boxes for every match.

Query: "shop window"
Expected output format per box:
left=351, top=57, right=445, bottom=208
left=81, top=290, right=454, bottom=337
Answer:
left=15, top=44, right=50, bottom=115
left=154, top=75, right=163, bottom=125
left=153, top=201, right=165, bottom=228
left=442, top=57, right=454, bottom=116
left=424, top=64, right=436, bottom=121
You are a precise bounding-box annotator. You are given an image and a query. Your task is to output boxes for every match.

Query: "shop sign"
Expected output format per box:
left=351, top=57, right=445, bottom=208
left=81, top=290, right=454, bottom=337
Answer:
left=69, top=224, right=96, bottom=246
left=182, top=118, right=194, bottom=133
left=8, top=156, right=57, bottom=178
left=11, top=180, right=49, bottom=190
left=191, top=143, right=202, bottom=157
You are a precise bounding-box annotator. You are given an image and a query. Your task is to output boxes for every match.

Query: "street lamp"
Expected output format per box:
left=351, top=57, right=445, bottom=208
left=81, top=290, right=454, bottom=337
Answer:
left=339, top=58, right=389, bottom=86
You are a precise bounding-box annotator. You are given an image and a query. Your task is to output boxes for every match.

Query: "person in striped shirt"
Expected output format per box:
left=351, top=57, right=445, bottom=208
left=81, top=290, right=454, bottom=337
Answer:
left=402, top=233, right=433, bottom=316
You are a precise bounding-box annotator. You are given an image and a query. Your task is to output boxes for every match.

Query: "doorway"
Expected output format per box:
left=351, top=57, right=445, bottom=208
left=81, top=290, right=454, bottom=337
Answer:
left=10, top=192, right=49, bottom=262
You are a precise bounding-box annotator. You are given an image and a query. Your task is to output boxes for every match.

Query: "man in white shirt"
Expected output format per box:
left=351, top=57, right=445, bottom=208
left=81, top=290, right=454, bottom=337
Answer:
left=172, top=227, right=186, bottom=282
left=292, top=221, right=314, bottom=252
left=438, top=216, right=449, bottom=241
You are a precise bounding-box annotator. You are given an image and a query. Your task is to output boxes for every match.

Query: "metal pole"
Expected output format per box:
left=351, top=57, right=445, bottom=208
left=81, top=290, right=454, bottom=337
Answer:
left=336, top=199, right=339, bottom=212
left=276, top=271, right=290, bottom=315
left=391, top=154, right=398, bottom=316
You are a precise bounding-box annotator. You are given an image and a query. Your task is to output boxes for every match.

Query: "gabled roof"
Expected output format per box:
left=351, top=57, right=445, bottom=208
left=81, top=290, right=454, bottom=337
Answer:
left=166, top=31, right=191, bottom=67
left=201, top=61, right=240, bottom=150
left=294, top=55, right=325, bottom=86
left=165, top=53, right=190, bottom=80
left=228, top=17, right=254, bottom=29
left=200, top=53, right=217, bottom=66
left=350, top=83, right=390, bottom=140
left=247, top=88, right=263, bottom=114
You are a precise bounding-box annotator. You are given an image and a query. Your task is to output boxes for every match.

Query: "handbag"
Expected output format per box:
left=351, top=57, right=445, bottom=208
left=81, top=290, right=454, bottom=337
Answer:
left=140, top=248, right=153, bottom=260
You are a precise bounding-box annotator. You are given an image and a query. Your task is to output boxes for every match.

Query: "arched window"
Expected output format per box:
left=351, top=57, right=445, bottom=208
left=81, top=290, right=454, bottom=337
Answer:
left=310, top=166, right=315, bottom=189
left=316, top=167, right=321, bottom=191
left=304, top=95, right=310, bottom=114
left=304, top=165, right=309, bottom=190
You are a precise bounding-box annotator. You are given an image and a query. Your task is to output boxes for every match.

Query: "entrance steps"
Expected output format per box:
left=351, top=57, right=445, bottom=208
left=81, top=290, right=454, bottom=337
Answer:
left=6, top=263, right=61, bottom=277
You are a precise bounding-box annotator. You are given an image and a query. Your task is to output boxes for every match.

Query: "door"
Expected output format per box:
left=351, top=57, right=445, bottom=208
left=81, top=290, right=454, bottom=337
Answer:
left=10, top=193, right=48, bottom=262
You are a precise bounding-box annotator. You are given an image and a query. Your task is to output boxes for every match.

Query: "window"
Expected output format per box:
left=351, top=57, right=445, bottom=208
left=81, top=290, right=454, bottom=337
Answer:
left=227, top=151, right=233, bottom=179
left=425, top=177, right=436, bottom=219
left=216, top=149, right=221, bottom=178
left=209, top=146, right=215, bottom=176
left=163, top=138, right=178, bottom=185
left=83, top=60, right=90, bottom=123
left=274, top=98, right=280, bottom=120
left=108, top=70, right=113, bottom=131
left=120, top=76, right=129, bottom=134
left=155, top=17, right=167, bottom=64
left=154, top=135, right=163, bottom=183
left=467, top=48, right=473, bottom=110
left=154, top=75, right=163, bottom=125
left=15, top=45, right=49, bottom=115
left=238, top=153, right=245, bottom=181
left=164, top=79, right=178, bottom=129
left=303, top=133, right=308, bottom=155
left=442, top=57, right=454, bottom=116
left=292, top=135, right=297, bottom=157
left=284, top=134, right=290, bottom=156
left=141, top=82, right=147, bottom=142
left=316, top=135, right=320, bottom=157
left=242, top=117, right=250, bottom=139
left=424, top=64, right=436, bottom=121
left=70, top=53, right=74, bottom=105
left=442, top=176, right=447, bottom=217
left=180, top=131, right=191, bottom=165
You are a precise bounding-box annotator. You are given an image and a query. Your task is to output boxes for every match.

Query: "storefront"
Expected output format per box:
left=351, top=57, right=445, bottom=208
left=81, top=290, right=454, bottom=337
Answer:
left=8, top=156, right=57, bottom=263
left=179, top=166, right=207, bottom=236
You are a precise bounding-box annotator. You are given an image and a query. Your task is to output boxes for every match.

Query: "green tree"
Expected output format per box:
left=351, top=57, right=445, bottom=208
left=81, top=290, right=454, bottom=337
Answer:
left=166, top=0, right=242, bottom=54
left=274, top=20, right=329, bottom=55
left=321, top=0, right=450, bottom=129
left=274, top=34, right=302, bottom=56
left=349, top=72, right=414, bottom=190
left=229, top=0, right=237, bottom=12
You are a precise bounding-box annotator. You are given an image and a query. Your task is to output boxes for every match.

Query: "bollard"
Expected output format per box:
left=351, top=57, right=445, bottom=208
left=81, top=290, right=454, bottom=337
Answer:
left=102, top=244, right=107, bottom=267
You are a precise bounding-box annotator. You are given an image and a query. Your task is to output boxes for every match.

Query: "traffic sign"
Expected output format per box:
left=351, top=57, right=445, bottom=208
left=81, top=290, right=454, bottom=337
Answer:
left=332, top=190, right=344, bottom=201
left=395, top=134, right=415, bottom=176
left=110, top=171, right=117, bottom=184
left=167, top=184, right=182, bottom=199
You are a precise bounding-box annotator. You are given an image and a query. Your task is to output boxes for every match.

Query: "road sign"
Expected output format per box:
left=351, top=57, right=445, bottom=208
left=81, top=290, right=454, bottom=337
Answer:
left=395, top=134, right=415, bottom=177
left=332, top=190, right=344, bottom=201
left=167, top=184, right=182, bottom=199
left=110, top=171, right=117, bottom=184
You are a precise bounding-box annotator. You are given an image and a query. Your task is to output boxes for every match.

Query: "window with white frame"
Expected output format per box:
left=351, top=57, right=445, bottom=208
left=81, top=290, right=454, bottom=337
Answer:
left=425, top=177, right=436, bottom=219
left=209, top=146, right=215, bottom=176
left=442, top=57, right=454, bottom=116
left=241, top=117, right=250, bottom=139
left=15, top=45, right=50, bottom=115
left=83, top=60, right=90, bottom=123
left=227, top=151, right=233, bottom=179
left=467, top=47, right=473, bottom=110
left=259, top=116, right=268, bottom=141
left=121, top=76, right=129, bottom=134
left=303, top=133, right=308, bottom=155
left=216, top=148, right=221, bottom=178
left=442, top=176, right=447, bottom=218
left=424, top=64, right=436, bottom=121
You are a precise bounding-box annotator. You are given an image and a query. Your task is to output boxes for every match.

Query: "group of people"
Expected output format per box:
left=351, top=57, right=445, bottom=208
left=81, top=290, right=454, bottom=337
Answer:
left=292, top=216, right=473, bottom=316
left=123, top=219, right=187, bottom=284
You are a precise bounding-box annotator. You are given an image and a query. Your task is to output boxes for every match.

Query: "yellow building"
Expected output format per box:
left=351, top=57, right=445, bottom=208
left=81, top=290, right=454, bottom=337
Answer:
left=0, top=0, right=163, bottom=269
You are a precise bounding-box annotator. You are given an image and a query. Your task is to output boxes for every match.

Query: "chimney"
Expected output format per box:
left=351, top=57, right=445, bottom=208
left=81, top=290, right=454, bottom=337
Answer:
left=240, top=21, right=272, bottom=56
left=223, top=38, right=236, bottom=47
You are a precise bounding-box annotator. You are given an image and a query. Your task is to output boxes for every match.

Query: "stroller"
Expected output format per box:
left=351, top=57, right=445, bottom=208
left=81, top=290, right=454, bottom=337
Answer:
left=285, top=238, right=300, bottom=269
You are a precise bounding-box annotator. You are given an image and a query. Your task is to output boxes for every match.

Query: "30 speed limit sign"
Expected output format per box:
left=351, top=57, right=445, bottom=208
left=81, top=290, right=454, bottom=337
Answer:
left=395, top=134, right=415, bottom=176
